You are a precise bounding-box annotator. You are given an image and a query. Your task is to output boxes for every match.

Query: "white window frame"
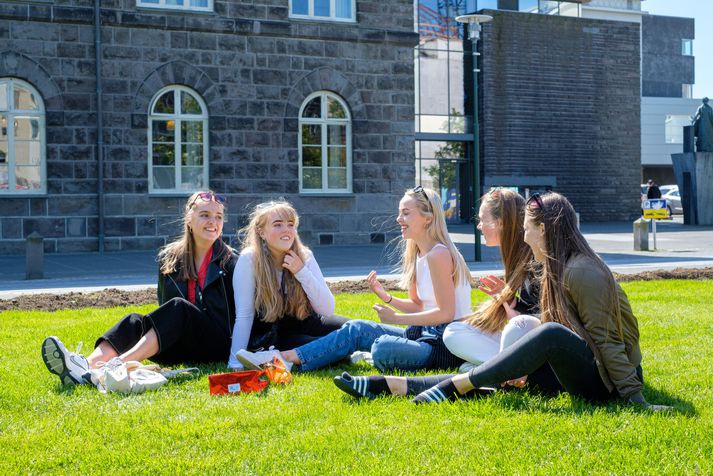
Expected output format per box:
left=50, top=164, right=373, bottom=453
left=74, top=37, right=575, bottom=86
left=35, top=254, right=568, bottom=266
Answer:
left=289, top=0, right=356, bottom=23
left=148, top=85, right=209, bottom=195
left=298, top=91, right=352, bottom=194
left=0, top=78, right=46, bottom=196
left=136, top=0, right=213, bottom=13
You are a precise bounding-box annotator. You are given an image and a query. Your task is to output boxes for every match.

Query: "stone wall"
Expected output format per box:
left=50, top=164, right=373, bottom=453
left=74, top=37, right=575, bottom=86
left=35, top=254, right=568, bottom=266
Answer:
left=480, top=11, right=642, bottom=221
left=0, top=0, right=416, bottom=253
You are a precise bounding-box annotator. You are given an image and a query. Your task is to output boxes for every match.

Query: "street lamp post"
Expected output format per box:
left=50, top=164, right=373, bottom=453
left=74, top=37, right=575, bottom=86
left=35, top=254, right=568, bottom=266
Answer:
left=456, top=13, right=492, bottom=262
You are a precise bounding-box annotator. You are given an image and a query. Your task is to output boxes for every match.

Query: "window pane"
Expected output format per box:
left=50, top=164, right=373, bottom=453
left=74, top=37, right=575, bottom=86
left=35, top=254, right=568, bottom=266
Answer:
left=14, top=86, right=39, bottom=111
left=302, top=97, right=321, bottom=118
left=302, top=167, right=322, bottom=189
left=327, top=147, right=346, bottom=167
left=301, top=124, right=321, bottom=145
left=327, top=97, right=346, bottom=118
left=292, top=0, right=308, bottom=15
left=302, top=146, right=322, bottom=167
left=153, top=166, right=175, bottom=189
left=335, top=0, right=351, bottom=18
left=14, top=117, right=40, bottom=140
left=153, top=120, right=175, bottom=142
left=0, top=83, right=7, bottom=110
left=418, top=50, right=449, bottom=115
left=314, top=0, right=330, bottom=17
left=181, top=91, right=202, bottom=114
left=0, top=136, right=6, bottom=163
left=153, top=91, right=175, bottom=114
left=13, top=141, right=41, bottom=166
left=152, top=143, right=174, bottom=166
left=182, top=144, right=203, bottom=166
left=181, top=166, right=203, bottom=189
left=190, top=0, right=208, bottom=6
left=15, top=165, right=41, bottom=190
left=327, top=168, right=346, bottom=189
left=166, top=0, right=184, bottom=5
left=0, top=164, right=7, bottom=190
left=141, top=0, right=160, bottom=3
left=328, top=125, right=345, bottom=145
left=181, top=120, right=203, bottom=143
left=0, top=114, right=7, bottom=139
left=665, top=115, right=690, bottom=144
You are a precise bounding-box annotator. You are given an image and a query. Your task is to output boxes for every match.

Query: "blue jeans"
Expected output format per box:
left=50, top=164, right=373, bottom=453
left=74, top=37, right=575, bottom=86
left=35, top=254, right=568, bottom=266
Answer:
left=293, top=319, right=433, bottom=371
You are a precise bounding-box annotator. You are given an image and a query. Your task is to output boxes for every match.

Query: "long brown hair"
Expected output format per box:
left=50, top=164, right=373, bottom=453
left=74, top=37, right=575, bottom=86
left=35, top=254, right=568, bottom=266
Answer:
left=158, top=191, right=232, bottom=281
left=398, top=187, right=470, bottom=289
left=465, top=189, right=534, bottom=333
left=527, top=192, right=622, bottom=335
left=240, top=200, right=311, bottom=323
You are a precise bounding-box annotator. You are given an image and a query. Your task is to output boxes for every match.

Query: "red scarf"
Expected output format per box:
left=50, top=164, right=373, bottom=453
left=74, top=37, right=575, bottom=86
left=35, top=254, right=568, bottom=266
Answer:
left=188, top=247, right=213, bottom=305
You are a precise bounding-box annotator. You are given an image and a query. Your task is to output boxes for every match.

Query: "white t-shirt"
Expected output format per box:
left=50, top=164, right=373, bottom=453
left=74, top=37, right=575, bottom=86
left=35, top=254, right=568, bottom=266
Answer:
left=227, top=247, right=335, bottom=368
left=416, top=243, right=472, bottom=320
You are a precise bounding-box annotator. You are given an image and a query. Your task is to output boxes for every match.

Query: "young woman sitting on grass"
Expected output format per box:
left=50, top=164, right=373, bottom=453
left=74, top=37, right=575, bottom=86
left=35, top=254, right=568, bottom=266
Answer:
left=335, top=192, right=670, bottom=410
left=42, top=191, right=237, bottom=386
left=228, top=200, right=348, bottom=370
left=238, top=186, right=472, bottom=372
left=442, top=188, right=540, bottom=371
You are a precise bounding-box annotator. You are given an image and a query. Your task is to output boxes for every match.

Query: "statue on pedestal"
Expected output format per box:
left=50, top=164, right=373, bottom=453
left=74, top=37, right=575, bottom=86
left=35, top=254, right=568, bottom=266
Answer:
left=693, top=97, right=713, bottom=152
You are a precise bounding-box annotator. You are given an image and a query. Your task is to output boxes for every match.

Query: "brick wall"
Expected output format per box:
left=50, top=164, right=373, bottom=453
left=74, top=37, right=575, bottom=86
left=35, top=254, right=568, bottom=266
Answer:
left=642, top=14, right=695, bottom=98
left=480, top=11, right=641, bottom=221
left=0, top=0, right=416, bottom=253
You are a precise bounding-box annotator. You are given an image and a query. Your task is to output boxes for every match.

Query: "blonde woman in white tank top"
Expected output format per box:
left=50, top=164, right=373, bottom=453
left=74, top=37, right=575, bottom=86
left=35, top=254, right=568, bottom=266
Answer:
left=238, top=187, right=473, bottom=372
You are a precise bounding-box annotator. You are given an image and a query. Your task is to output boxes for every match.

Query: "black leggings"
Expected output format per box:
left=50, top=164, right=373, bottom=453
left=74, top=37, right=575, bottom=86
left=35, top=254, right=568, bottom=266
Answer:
left=249, top=313, right=350, bottom=351
left=97, top=297, right=232, bottom=366
left=406, top=323, right=636, bottom=402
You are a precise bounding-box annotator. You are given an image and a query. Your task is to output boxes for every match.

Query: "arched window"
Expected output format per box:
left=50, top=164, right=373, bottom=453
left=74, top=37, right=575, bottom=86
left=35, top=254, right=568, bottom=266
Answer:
left=148, top=86, right=208, bottom=193
left=0, top=78, right=45, bottom=195
left=299, top=91, right=352, bottom=193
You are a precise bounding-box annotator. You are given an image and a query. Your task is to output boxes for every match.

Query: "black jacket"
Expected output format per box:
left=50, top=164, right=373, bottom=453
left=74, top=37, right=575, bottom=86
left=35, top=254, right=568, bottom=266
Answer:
left=157, top=240, right=238, bottom=333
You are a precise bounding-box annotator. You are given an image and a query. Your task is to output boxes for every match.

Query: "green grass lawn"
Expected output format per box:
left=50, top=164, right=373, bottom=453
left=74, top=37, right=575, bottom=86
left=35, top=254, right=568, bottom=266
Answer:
left=1, top=280, right=712, bottom=475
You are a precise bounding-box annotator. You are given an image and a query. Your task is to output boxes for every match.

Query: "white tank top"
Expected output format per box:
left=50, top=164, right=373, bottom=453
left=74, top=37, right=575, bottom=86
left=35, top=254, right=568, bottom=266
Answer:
left=415, top=243, right=472, bottom=320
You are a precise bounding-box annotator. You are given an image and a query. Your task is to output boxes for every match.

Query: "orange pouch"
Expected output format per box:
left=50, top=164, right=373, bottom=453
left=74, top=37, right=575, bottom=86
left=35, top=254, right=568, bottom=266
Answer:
left=208, top=370, right=269, bottom=396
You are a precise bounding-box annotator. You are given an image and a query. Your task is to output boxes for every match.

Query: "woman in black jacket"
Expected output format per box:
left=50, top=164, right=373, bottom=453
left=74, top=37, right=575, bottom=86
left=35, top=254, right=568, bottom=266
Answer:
left=41, top=191, right=238, bottom=386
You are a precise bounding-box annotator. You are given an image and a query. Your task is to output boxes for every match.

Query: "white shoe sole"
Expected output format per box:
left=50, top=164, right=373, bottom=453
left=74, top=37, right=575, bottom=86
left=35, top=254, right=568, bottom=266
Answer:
left=236, top=352, right=265, bottom=370
left=41, top=336, right=82, bottom=386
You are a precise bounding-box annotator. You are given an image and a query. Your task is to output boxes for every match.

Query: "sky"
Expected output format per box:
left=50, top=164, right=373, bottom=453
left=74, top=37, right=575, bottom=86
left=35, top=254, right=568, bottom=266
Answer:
left=643, top=0, right=712, bottom=98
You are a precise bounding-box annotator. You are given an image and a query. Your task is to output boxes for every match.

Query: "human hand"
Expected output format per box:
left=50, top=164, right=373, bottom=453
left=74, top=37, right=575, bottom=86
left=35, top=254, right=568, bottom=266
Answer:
left=504, top=375, right=528, bottom=388
left=372, top=303, right=397, bottom=323
left=367, top=270, right=389, bottom=301
left=282, top=250, right=304, bottom=275
left=477, top=275, right=506, bottom=297
left=502, top=298, right=522, bottom=320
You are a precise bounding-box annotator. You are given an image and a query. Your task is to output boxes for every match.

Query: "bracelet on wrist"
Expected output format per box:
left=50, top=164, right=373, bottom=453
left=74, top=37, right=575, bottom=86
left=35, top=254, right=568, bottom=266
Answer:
left=384, top=294, right=393, bottom=304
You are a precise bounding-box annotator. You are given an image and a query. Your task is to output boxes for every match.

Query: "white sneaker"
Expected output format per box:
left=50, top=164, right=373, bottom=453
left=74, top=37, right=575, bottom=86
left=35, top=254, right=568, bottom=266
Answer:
left=41, top=336, right=91, bottom=386
left=236, top=349, right=293, bottom=372
left=349, top=351, right=374, bottom=365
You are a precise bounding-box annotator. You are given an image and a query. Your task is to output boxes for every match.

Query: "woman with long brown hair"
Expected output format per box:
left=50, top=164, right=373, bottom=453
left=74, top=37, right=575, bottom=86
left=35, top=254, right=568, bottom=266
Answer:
left=336, top=192, right=669, bottom=410
left=442, top=188, right=540, bottom=368
left=42, top=191, right=238, bottom=386
left=228, top=200, right=347, bottom=369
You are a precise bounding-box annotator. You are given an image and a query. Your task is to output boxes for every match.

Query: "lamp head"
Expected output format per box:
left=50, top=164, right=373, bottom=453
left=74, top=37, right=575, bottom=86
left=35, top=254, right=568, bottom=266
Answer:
left=455, top=14, right=493, bottom=41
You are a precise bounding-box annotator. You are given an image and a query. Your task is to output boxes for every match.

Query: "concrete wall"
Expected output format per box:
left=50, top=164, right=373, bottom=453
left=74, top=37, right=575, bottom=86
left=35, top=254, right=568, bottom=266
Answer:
left=479, top=11, right=642, bottom=221
left=641, top=14, right=694, bottom=98
left=0, top=0, right=417, bottom=253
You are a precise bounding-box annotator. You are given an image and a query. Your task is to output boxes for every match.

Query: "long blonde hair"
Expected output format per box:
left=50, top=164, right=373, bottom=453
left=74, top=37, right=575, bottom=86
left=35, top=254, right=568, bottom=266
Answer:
left=240, top=200, right=311, bottom=323
left=465, top=189, right=534, bottom=333
left=398, top=187, right=470, bottom=289
left=158, top=191, right=231, bottom=281
left=528, top=192, right=622, bottom=336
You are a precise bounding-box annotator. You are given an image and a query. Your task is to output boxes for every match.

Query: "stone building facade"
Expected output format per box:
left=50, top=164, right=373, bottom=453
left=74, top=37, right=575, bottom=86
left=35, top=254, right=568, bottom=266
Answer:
left=0, top=0, right=417, bottom=253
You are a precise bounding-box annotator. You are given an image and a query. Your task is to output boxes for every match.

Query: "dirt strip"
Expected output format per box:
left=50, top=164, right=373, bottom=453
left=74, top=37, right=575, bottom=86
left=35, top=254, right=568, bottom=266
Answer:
left=2, top=267, right=712, bottom=312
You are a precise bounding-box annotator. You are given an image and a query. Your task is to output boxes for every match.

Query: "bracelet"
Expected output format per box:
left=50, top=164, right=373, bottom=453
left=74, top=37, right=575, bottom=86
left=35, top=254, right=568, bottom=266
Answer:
left=384, top=294, right=393, bottom=304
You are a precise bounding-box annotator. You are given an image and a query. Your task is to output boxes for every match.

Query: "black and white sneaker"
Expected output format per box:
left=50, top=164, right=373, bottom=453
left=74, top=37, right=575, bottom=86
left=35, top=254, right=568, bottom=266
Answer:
left=41, top=336, right=91, bottom=386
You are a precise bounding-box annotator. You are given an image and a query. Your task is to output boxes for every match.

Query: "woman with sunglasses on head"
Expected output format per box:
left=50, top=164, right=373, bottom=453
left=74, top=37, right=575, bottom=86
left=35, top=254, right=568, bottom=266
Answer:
left=441, top=188, right=541, bottom=371
left=41, top=191, right=238, bottom=387
left=237, top=187, right=472, bottom=373
left=336, top=192, right=669, bottom=410
left=227, top=200, right=348, bottom=370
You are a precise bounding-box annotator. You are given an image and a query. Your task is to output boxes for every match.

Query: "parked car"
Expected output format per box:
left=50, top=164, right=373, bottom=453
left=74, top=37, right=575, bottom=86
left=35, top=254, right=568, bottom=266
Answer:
left=662, top=186, right=682, bottom=215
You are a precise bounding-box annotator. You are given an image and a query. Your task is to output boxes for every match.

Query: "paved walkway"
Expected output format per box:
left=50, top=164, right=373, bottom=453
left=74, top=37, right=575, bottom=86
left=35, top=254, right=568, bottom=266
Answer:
left=1, top=217, right=712, bottom=298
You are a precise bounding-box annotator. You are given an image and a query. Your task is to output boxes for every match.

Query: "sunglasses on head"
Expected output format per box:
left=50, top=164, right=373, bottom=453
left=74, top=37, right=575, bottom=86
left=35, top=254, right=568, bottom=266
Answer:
left=526, top=193, right=545, bottom=212
left=411, top=185, right=434, bottom=212
left=189, top=192, right=226, bottom=208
